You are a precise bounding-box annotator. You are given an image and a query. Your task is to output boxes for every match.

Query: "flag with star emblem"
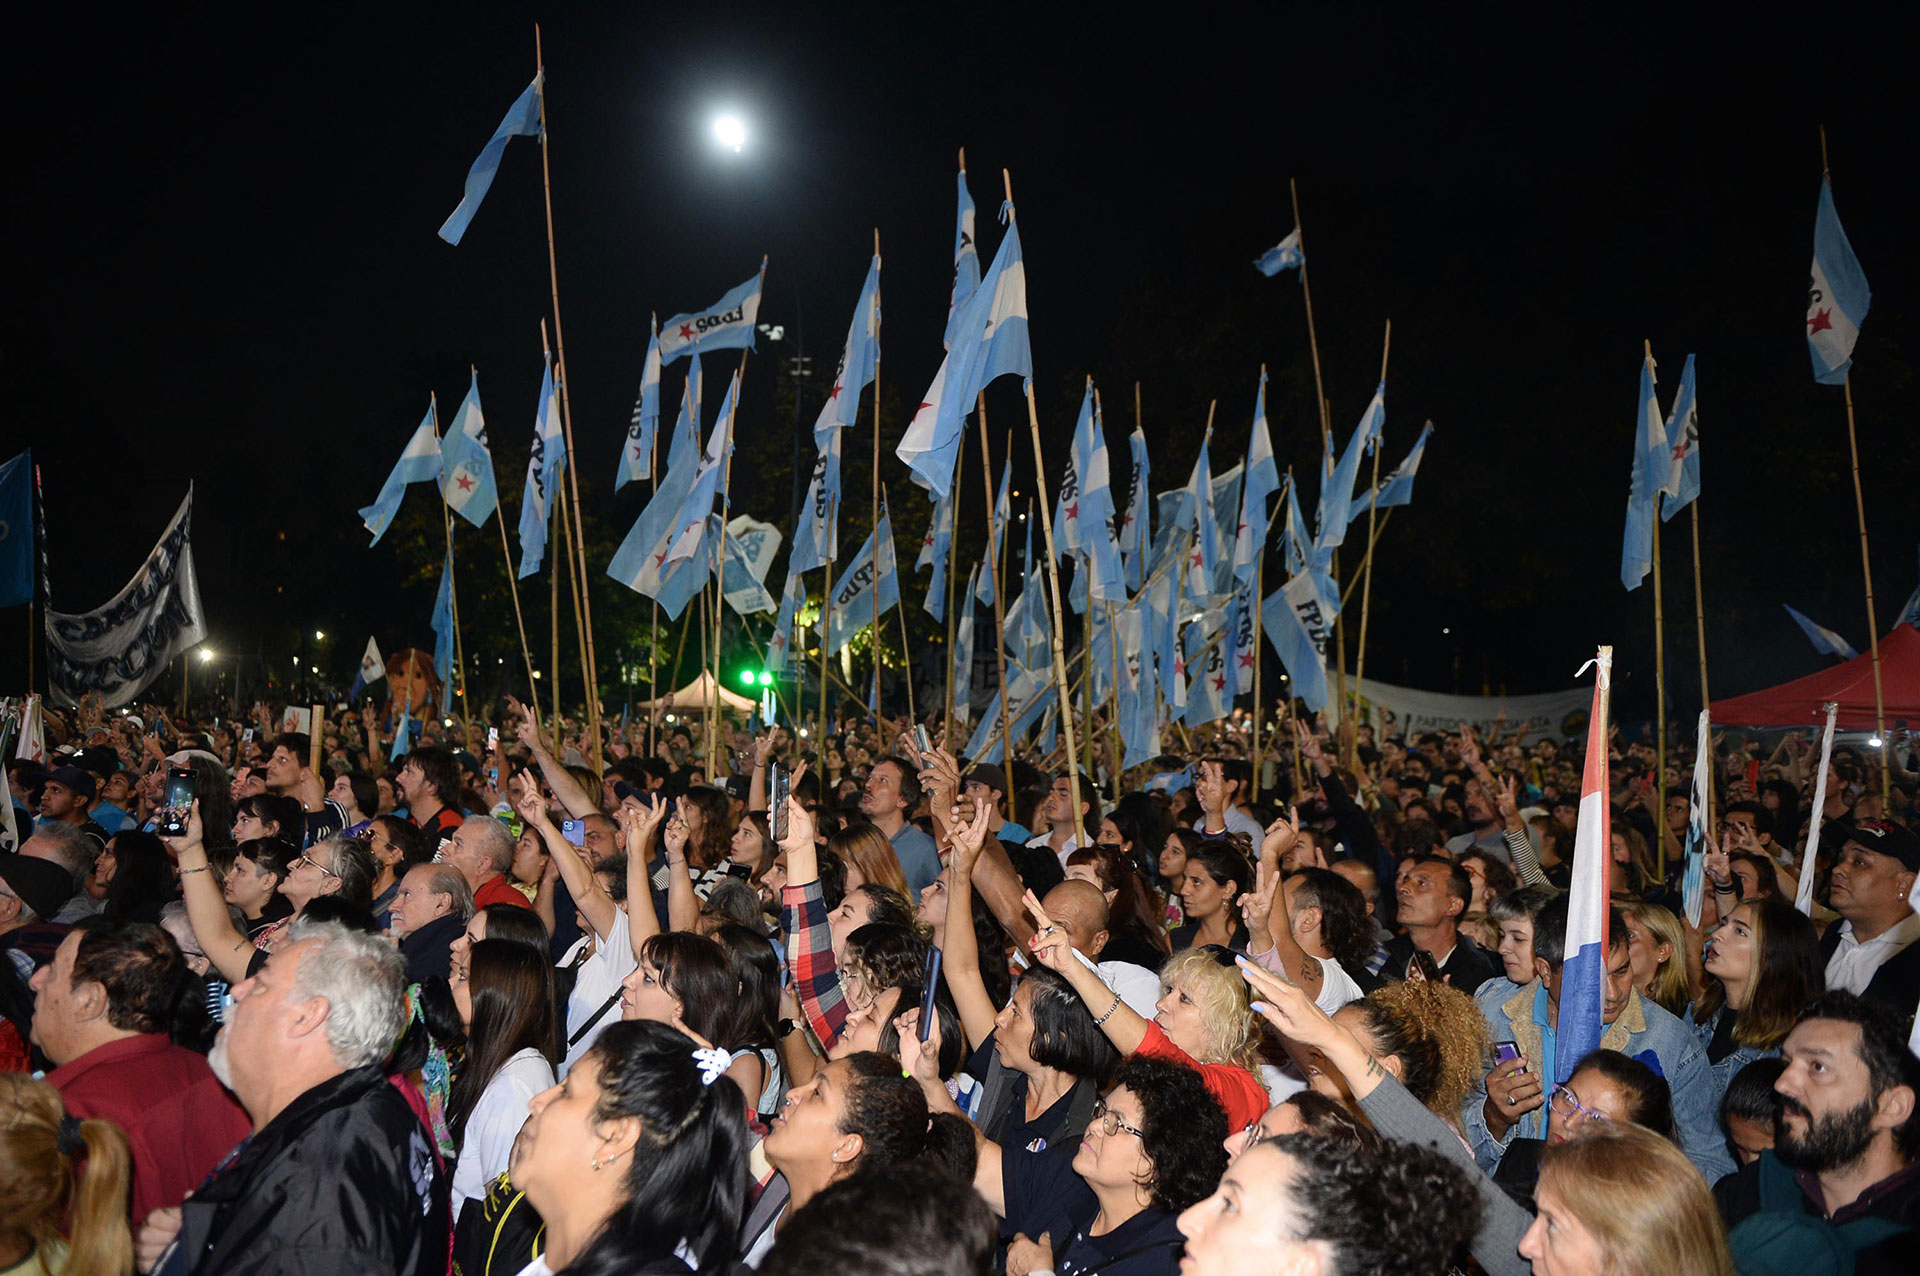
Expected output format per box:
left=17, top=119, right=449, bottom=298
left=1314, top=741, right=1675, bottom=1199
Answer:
left=359, top=399, right=442, bottom=546
left=944, top=166, right=981, bottom=349
left=664, top=374, right=739, bottom=567
left=1620, top=356, right=1664, bottom=592
left=516, top=353, right=566, bottom=578
left=658, top=262, right=765, bottom=365
left=1254, top=228, right=1304, bottom=276
left=1182, top=608, right=1231, bottom=727
left=440, top=372, right=497, bottom=528
left=819, top=509, right=900, bottom=655
left=814, top=255, right=881, bottom=443
left=1233, top=370, right=1279, bottom=584
left=1230, top=575, right=1258, bottom=694
left=1183, top=430, right=1221, bottom=592
left=1658, top=356, right=1699, bottom=522
left=1120, top=424, right=1151, bottom=591
left=1807, top=179, right=1870, bottom=386
left=438, top=75, right=541, bottom=246
left=616, top=321, right=662, bottom=491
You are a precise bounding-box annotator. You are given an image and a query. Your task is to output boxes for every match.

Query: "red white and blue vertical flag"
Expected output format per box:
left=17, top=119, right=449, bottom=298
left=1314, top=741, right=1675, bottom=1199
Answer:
left=1807, top=179, right=1870, bottom=386
left=1554, top=646, right=1613, bottom=1083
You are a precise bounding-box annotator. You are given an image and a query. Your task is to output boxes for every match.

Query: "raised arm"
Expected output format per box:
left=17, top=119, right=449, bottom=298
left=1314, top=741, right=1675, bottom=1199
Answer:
left=1027, top=891, right=1147, bottom=1058
left=164, top=802, right=255, bottom=985
left=940, top=800, right=1004, bottom=1050
left=1241, top=811, right=1325, bottom=1001
left=747, top=733, right=775, bottom=813
left=511, top=697, right=596, bottom=819
left=662, top=799, right=701, bottom=933
left=517, top=789, right=616, bottom=942
left=896, top=1003, right=1015, bottom=1217
left=620, top=800, right=671, bottom=952
left=1492, top=772, right=1549, bottom=888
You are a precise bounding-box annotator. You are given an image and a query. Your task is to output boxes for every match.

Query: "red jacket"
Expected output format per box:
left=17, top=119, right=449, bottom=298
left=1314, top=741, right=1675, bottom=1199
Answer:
left=47, top=1033, right=252, bottom=1220
left=473, top=873, right=532, bottom=910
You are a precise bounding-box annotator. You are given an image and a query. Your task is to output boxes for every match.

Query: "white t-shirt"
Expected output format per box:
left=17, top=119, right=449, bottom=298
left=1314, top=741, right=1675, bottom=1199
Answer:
left=1313, top=954, right=1365, bottom=1016
left=562, top=908, right=636, bottom=1078
left=452, top=1047, right=554, bottom=1215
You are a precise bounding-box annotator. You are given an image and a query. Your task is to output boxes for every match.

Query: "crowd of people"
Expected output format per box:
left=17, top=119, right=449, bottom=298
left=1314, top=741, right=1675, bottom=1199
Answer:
left=1, top=688, right=1916, bottom=1276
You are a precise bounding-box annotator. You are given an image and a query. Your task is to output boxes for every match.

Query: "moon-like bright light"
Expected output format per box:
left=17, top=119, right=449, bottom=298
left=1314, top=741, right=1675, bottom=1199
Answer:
left=713, top=114, right=747, bottom=153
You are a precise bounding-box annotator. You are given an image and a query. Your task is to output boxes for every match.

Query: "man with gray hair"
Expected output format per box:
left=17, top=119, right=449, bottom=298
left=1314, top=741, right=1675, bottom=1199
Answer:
left=22, top=824, right=100, bottom=925
left=442, top=814, right=530, bottom=911
left=133, top=918, right=448, bottom=1276
left=390, top=862, right=473, bottom=984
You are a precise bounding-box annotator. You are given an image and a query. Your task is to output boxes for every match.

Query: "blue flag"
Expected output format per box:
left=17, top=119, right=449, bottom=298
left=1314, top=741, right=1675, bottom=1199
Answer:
left=1279, top=472, right=1310, bottom=575
left=1254, top=228, right=1303, bottom=276
left=432, top=545, right=456, bottom=715
left=440, top=373, right=498, bottom=529
left=1314, top=383, right=1385, bottom=559
left=360, top=400, right=442, bottom=546
left=952, top=564, right=979, bottom=725
left=0, top=451, right=31, bottom=607
left=1230, top=575, right=1258, bottom=695
left=898, top=209, right=1031, bottom=496
left=439, top=76, right=542, bottom=246
left=1120, top=426, right=1151, bottom=591
left=919, top=462, right=958, bottom=621
left=1182, top=610, right=1232, bottom=727
left=1659, top=357, right=1699, bottom=523
left=1261, top=573, right=1332, bottom=713
left=390, top=705, right=413, bottom=762
left=663, top=374, right=739, bottom=570
left=605, top=372, right=712, bottom=619
left=944, top=167, right=981, bottom=349
left=1808, top=179, right=1871, bottom=386
left=1620, top=358, right=1664, bottom=592
left=1234, top=371, right=1280, bottom=583
left=1783, top=605, right=1859, bottom=661
left=1184, top=431, right=1221, bottom=590
left=617, top=321, right=662, bottom=491
left=516, top=354, right=566, bottom=578
left=820, top=510, right=900, bottom=655
left=768, top=569, right=806, bottom=674
left=975, top=457, right=1011, bottom=607
left=963, top=666, right=1051, bottom=764
left=658, top=264, right=765, bottom=365
left=814, top=256, right=882, bottom=442
left=790, top=430, right=842, bottom=576
left=1114, top=606, right=1161, bottom=770
left=1353, top=422, right=1434, bottom=518
left=667, top=355, right=703, bottom=477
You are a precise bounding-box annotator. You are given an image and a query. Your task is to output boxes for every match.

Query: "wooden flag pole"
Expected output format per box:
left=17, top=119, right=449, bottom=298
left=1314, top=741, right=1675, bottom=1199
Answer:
left=559, top=465, right=593, bottom=739
left=880, top=482, right=916, bottom=725
left=1820, top=131, right=1890, bottom=802
left=942, top=458, right=961, bottom=748
left=977, top=399, right=1015, bottom=770
left=549, top=480, right=562, bottom=729
left=532, top=25, right=602, bottom=770
left=711, top=351, right=751, bottom=779
left=648, top=370, right=661, bottom=762
left=431, top=395, right=475, bottom=754
left=819, top=495, right=837, bottom=736
left=1646, top=340, right=1669, bottom=880
left=1691, top=501, right=1713, bottom=827
left=1351, top=322, right=1392, bottom=763
left=493, top=503, right=541, bottom=714
left=1007, top=186, right=1086, bottom=840
left=868, top=229, right=885, bottom=723
left=1289, top=179, right=1334, bottom=447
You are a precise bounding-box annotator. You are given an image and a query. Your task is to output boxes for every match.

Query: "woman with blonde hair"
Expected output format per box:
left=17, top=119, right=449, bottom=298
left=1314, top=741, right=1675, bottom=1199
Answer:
left=1524, top=1123, right=1732, bottom=1275
left=0, top=1074, right=133, bottom=1276
left=1618, top=900, right=1692, bottom=1017
left=1300, top=977, right=1489, bottom=1128
left=828, top=824, right=910, bottom=900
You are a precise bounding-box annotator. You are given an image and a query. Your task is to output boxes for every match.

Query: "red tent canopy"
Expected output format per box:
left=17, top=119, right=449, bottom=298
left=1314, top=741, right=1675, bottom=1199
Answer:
left=1711, top=625, right=1920, bottom=729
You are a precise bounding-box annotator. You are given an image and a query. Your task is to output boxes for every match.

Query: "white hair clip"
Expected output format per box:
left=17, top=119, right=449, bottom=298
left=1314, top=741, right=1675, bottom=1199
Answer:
left=693, top=1047, right=730, bottom=1087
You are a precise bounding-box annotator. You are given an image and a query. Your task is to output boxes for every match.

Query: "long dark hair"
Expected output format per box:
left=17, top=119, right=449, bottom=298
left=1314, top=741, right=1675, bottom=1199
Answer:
left=564, top=1021, right=750, bottom=1276
left=638, top=933, right=740, bottom=1048
left=101, top=832, right=174, bottom=924
left=449, top=941, right=556, bottom=1140
left=713, top=924, right=779, bottom=1051
left=835, top=1052, right=977, bottom=1179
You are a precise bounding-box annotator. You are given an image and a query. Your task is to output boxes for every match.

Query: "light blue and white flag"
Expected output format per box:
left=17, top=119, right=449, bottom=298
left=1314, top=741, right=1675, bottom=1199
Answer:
left=1279, top=472, right=1311, bottom=576
left=726, top=515, right=782, bottom=588
left=1620, top=357, right=1664, bottom=592
left=1053, top=382, right=1098, bottom=558
left=1261, top=572, right=1332, bottom=712
left=617, top=321, right=662, bottom=491
left=944, top=167, right=981, bottom=349
left=1183, top=610, right=1232, bottom=727
left=1115, top=606, right=1161, bottom=770
left=1659, top=357, right=1699, bottom=523
left=667, top=355, right=703, bottom=477
left=1254, top=228, right=1304, bottom=276
left=440, top=373, right=498, bottom=529
left=963, top=666, right=1051, bottom=764
left=919, top=464, right=958, bottom=621
left=975, top=457, right=1011, bottom=607
left=789, top=431, right=843, bottom=575
left=1120, top=425, right=1151, bottom=591
left=1900, top=546, right=1920, bottom=631
left=664, top=373, right=739, bottom=567
left=1352, top=422, right=1434, bottom=518
left=606, top=378, right=707, bottom=614
left=767, top=570, right=806, bottom=673
left=1184, top=431, right=1220, bottom=588
left=1783, top=605, right=1859, bottom=661
left=431, top=545, right=456, bottom=715
left=815, top=255, right=882, bottom=442
left=1233, top=371, right=1279, bottom=583
left=516, top=354, right=566, bottom=578
left=720, top=527, right=777, bottom=616
left=389, top=705, right=413, bottom=762
left=898, top=209, right=1030, bottom=496
left=820, top=510, right=900, bottom=655
left=1808, top=179, right=1871, bottom=386
left=658, top=262, right=765, bottom=365
left=359, top=400, right=442, bottom=545
left=952, top=563, right=979, bottom=725
left=1315, top=383, right=1385, bottom=557
left=439, top=76, right=541, bottom=246
left=349, top=637, right=385, bottom=703
left=1230, top=575, right=1258, bottom=695
left=1681, top=709, right=1711, bottom=927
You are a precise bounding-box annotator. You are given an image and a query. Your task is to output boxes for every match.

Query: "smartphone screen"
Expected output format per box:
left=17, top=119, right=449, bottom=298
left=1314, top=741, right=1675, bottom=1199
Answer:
left=1492, top=1041, right=1522, bottom=1067
left=487, top=726, right=500, bottom=752
left=770, top=764, right=789, bottom=841
left=158, top=768, right=196, bottom=838
left=918, top=948, right=943, bottom=1041
left=561, top=819, right=585, bottom=847
left=913, top=725, right=932, bottom=755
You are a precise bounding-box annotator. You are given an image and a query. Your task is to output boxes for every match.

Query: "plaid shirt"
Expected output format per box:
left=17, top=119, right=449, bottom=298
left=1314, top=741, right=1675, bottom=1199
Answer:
left=782, top=879, right=847, bottom=1049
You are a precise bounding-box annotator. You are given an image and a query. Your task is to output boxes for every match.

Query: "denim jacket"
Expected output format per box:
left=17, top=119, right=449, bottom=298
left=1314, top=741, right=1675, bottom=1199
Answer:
left=1683, top=1003, right=1779, bottom=1116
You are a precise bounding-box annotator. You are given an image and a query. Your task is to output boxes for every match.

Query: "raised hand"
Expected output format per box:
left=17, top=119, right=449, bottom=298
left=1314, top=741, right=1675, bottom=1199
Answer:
left=945, top=799, right=994, bottom=872
left=1259, top=807, right=1302, bottom=865
left=1023, top=889, right=1074, bottom=972
left=1458, top=722, right=1483, bottom=771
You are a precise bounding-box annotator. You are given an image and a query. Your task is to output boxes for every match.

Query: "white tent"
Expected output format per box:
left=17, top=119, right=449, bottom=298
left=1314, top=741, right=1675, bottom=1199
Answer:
left=634, top=670, right=759, bottom=715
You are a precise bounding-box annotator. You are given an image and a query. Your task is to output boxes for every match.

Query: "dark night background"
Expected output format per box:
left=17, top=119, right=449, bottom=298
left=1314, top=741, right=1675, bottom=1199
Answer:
left=6, top=4, right=1917, bottom=726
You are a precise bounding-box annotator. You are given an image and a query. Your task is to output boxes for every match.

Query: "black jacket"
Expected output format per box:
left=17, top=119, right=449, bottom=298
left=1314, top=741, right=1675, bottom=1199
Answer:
left=399, top=912, right=467, bottom=985
left=169, top=1065, right=449, bottom=1276
left=1380, top=930, right=1501, bottom=993
left=1817, top=921, right=1920, bottom=1031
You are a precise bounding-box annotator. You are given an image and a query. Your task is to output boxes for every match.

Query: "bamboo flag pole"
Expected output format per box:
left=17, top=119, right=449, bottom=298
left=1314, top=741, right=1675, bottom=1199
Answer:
left=480, top=366, right=542, bottom=715
left=432, top=395, right=476, bottom=753
left=977, top=399, right=1015, bottom=770
left=880, top=483, right=917, bottom=725
left=648, top=397, right=660, bottom=762
left=549, top=482, right=562, bottom=728
left=869, top=229, right=885, bottom=723
left=712, top=353, right=750, bottom=778
left=1646, top=339, right=1669, bottom=880
left=1251, top=554, right=1264, bottom=801
left=1004, top=170, right=1086, bottom=840
left=942, top=447, right=961, bottom=748
left=559, top=465, right=592, bottom=735
left=532, top=25, right=602, bottom=770
left=1691, top=501, right=1713, bottom=828
left=1352, top=321, right=1392, bottom=756
left=1821, top=128, right=1891, bottom=803
left=819, top=495, right=837, bottom=733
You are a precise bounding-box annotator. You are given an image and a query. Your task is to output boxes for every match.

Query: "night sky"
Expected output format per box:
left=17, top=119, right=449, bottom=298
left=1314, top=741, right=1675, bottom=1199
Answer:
left=9, top=5, right=1918, bottom=726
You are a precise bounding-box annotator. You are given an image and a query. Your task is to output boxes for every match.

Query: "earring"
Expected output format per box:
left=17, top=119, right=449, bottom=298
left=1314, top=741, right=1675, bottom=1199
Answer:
left=591, top=1157, right=601, bottom=1172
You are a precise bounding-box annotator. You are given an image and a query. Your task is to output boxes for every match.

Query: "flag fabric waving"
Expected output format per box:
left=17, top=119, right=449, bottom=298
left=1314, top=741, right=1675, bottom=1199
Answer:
left=814, top=256, right=882, bottom=442
left=820, top=510, right=900, bottom=655
left=1783, top=604, right=1859, bottom=660
left=0, top=451, right=33, bottom=608
left=952, top=563, right=979, bottom=725
left=919, top=465, right=958, bottom=621
left=516, top=354, right=566, bottom=578
left=1183, top=430, right=1221, bottom=588
left=1120, top=426, right=1150, bottom=591
left=617, top=321, right=662, bottom=491
left=1261, top=573, right=1331, bottom=712
left=438, top=75, right=541, bottom=246
left=1681, top=709, right=1711, bottom=926
left=440, top=373, right=498, bottom=529
left=1254, top=229, right=1304, bottom=276
left=431, top=545, right=456, bottom=715
left=1807, top=179, right=1871, bottom=386
left=1353, top=421, right=1434, bottom=518
left=1659, top=356, right=1699, bottom=522
left=664, top=373, right=739, bottom=567
left=767, top=569, right=805, bottom=674
left=1233, top=370, right=1279, bottom=583
left=1314, top=383, right=1385, bottom=558
left=1796, top=702, right=1840, bottom=916
left=350, top=637, right=385, bottom=702
left=658, top=263, right=766, bottom=365
left=1620, top=357, right=1664, bottom=592
left=975, top=457, right=1011, bottom=607
left=666, top=355, right=703, bottom=477
left=1554, top=648, right=1613, bottom=1083
left=944, top=168, right=981, bottom=349
left=359, top=401, right=442, bottom=546
left=789, top=430, right=842, bottom=575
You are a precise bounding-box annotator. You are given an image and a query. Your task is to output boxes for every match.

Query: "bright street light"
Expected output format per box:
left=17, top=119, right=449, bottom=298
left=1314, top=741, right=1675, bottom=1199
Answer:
left=314, top=630, right=326, bottom=641
left=198, top=648, right=214, bottom=663
left=713, top=114, right=747, bottom=153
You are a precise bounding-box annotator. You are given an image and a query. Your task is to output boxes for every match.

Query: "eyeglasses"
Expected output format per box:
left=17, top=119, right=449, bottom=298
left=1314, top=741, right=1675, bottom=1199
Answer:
left=1090, top=1100, right=1146, bottom=1140
left=296, top=854, right=339, bottom=879
left=1548, top=1084, right=1609, bottom=1127
left=1197, top=944, right=1238, bottom=969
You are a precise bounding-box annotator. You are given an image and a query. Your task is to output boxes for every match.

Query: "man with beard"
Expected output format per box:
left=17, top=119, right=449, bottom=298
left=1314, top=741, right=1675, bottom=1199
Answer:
left=1714, top=992, right=1918, bottom=1275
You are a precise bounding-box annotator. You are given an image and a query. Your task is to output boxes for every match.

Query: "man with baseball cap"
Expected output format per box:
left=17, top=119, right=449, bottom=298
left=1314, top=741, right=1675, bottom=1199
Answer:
left=35, top=765, right=109, bottom=851
left=1819, top=818, right=1920, bottom=1018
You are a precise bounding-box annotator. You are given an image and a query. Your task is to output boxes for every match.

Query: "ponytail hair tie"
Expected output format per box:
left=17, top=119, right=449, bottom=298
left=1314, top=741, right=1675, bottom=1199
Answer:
left=692, top=1047, right=730, bottom=1087
left=56, top=1114, right=85, bottom=1159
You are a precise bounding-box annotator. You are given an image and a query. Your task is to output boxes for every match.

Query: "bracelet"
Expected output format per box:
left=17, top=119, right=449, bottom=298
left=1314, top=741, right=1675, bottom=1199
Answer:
left=1713, top=881, right=1736, bottom=893
left=1093, top=991, right=1123, bottom=1027
left=181, top=866, right=208, bottom=876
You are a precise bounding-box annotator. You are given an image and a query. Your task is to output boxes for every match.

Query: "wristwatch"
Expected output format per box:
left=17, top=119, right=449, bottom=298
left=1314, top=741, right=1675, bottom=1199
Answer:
left=776, top=1017, right=802, bottom=1040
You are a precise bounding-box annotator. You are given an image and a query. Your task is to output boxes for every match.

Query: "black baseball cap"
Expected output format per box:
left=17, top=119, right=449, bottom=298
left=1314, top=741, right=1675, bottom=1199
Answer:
left=1842, top=819, right=1920, bottom=871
